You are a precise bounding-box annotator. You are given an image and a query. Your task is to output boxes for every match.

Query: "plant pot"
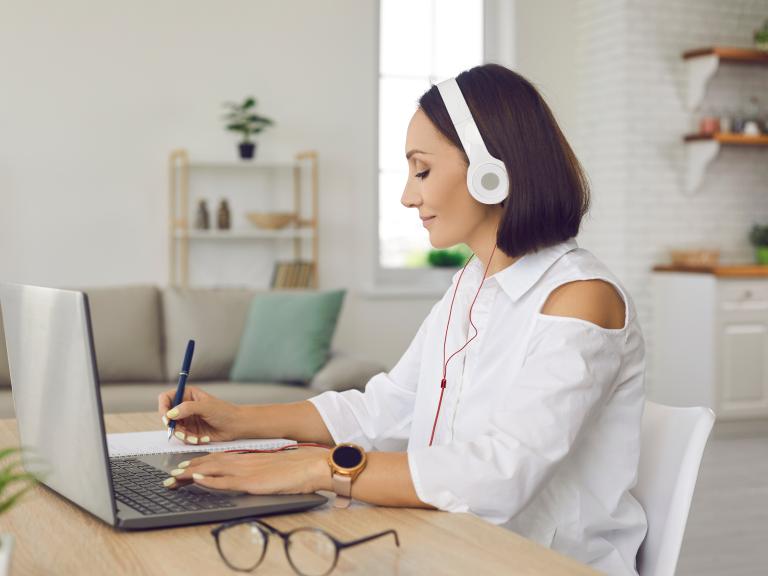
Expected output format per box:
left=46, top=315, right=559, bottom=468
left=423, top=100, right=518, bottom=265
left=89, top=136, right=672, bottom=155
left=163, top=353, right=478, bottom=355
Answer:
left=756, top=246, right=768, bottom=265
left=0, top=533, right=14, bottom=576
left=238, top=142, right=256, bottom=160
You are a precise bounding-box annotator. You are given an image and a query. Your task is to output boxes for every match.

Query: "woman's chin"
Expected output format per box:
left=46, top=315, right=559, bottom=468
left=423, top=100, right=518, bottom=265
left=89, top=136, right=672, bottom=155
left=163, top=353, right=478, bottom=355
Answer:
left=429, top=234, right=456, bottom=250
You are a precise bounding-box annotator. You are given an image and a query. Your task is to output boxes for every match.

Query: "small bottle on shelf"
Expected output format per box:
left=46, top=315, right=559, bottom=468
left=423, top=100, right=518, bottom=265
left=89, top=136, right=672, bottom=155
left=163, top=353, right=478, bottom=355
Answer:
left=217, top=199, right=231, bottom=230
left=194, top=199, right=210, bottom=230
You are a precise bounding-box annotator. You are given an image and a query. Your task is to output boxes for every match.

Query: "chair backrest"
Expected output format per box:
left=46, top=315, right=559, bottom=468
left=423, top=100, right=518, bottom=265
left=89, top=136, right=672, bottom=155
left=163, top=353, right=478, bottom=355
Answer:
left=632, top=401, right=715, bottom=576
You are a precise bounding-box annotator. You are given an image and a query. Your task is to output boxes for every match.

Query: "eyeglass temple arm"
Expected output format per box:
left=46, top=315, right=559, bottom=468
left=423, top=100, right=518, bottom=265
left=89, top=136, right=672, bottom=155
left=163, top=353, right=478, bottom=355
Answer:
left=338, top=529, right=400, bottom=549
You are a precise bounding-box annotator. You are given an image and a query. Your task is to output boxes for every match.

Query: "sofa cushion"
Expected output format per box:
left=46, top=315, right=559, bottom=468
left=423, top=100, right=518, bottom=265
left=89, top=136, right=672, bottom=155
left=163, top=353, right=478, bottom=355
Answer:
left=84, top=285, right=165, bottom=382
left=230, top=290, right=346, bottom=384
left=0, top=304, right=9, bottom=388
left=308, top=352, right=387, bottom=393
left=162, top=287, right=258, bottom=381
left=98, top=381, right=317, bottom=414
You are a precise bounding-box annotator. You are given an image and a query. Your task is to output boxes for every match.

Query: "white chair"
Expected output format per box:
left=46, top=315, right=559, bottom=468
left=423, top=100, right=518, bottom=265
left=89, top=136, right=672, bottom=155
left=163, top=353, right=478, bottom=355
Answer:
left=632, top=401, right=715, bottom=576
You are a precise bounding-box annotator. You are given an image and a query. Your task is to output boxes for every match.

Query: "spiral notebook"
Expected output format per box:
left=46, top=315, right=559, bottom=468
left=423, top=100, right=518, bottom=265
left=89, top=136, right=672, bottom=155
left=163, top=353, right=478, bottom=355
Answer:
left=107, top=431, right=296, bottom=457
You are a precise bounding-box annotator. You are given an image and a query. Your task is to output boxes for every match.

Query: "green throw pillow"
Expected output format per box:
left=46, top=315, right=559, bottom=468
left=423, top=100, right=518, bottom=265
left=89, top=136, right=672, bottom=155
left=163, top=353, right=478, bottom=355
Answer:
left=229, top=290, right=346, bottom=383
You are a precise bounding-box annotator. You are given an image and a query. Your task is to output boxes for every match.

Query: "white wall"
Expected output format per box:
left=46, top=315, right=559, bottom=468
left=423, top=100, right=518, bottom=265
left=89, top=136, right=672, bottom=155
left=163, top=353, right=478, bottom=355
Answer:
left=512, top=0, right=579, bottom=141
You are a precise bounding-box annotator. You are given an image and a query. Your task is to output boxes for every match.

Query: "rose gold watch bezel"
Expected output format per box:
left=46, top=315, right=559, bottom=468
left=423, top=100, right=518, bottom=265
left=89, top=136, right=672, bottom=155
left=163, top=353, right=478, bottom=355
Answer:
left=328, top=442, right=367, bottom=481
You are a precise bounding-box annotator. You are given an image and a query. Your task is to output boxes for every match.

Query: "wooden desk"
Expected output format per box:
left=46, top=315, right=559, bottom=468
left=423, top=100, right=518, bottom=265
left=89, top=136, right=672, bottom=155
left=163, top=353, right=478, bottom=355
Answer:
left=0, top=413, right=598, bottom=575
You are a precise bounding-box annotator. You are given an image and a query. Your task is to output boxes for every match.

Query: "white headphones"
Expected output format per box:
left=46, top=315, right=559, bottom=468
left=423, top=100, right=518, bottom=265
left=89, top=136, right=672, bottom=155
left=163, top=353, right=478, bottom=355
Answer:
left=436, top=78, right=509, bottom=205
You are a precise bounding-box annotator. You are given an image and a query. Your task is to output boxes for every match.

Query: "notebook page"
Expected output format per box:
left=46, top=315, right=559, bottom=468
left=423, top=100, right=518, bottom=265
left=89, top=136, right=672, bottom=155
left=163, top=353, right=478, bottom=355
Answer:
left=107, top=430, right=296, bottom=457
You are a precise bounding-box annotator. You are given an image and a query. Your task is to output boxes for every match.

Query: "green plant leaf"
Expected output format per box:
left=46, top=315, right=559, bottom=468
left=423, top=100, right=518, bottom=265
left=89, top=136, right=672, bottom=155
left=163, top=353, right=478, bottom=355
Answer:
left=249, top=114, right=273, bottom=124
left=243, top=97, right=256, bottom=109
left=0, top=480, right=35, bottom=515
left=0, top=447, right=19, bottom=462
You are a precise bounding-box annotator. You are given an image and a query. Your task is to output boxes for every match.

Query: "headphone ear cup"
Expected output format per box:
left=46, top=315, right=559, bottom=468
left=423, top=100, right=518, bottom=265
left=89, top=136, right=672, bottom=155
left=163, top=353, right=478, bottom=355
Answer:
left=467, top=160, right=509, bottom=204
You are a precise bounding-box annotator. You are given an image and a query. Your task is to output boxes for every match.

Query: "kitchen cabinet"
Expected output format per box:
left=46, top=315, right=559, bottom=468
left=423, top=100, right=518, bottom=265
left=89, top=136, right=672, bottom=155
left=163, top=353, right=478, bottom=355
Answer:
left=652, top=267, right=768, bottom=420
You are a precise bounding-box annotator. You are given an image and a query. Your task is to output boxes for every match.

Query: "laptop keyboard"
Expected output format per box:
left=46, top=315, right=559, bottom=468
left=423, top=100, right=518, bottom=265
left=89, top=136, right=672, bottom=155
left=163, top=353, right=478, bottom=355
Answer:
left=110, top=458, right=237, bottom=516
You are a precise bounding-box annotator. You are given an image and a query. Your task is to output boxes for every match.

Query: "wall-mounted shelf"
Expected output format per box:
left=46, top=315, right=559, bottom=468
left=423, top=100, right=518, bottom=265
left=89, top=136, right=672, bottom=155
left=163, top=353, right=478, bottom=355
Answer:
left=683, top=133, right=768, bottom=145
left=681, top=46, right=768, bottom=193
left=168, top=149, right=319, bottom=288
left=683, top=133, right=768, bottom=194
left=682, top=46, right=768, bottom=110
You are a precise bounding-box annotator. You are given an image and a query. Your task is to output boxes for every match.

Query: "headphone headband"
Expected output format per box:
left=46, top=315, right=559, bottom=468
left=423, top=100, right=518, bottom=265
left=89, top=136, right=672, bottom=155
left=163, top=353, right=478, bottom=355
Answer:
left=435, top=77, right=509, bottom=205
left=435, top=78, right=478, bottom=156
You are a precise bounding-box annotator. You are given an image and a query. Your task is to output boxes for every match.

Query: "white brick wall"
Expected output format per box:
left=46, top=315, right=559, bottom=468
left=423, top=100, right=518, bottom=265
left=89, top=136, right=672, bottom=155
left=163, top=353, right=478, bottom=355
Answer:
left=574, top=0, right=768, bottom=391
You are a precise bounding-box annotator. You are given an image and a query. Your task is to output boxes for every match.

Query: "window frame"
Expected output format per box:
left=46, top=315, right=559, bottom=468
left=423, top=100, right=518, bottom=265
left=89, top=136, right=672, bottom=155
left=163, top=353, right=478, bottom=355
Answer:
left=370, top=0, right=488, bottom=297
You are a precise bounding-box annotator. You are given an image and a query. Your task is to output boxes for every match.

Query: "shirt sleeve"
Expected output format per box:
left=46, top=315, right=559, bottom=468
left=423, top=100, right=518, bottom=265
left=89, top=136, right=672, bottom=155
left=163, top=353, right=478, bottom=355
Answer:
left=407, top=314, right=625, bottom=524
left=308, top=299, right=442, bottom=452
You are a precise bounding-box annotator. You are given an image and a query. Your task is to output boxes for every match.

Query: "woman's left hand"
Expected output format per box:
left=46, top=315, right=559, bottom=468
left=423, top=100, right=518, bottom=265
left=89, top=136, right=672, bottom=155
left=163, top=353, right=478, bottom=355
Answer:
left=163, top=447, right=332, bottom=494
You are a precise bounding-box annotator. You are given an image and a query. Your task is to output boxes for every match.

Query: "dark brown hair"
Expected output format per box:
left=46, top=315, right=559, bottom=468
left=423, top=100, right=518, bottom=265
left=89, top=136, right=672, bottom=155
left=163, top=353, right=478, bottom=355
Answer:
left=418, top=63, right=590, bottom=257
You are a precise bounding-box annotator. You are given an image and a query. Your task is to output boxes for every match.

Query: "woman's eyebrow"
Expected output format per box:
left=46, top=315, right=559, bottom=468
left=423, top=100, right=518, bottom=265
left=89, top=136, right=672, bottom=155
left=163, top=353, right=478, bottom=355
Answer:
left=405, top=149, right=432, bottom=160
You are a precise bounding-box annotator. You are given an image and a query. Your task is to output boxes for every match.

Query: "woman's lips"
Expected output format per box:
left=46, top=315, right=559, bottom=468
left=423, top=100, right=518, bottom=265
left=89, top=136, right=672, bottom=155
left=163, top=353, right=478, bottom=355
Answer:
left=422, top=216, right=436, bottom=227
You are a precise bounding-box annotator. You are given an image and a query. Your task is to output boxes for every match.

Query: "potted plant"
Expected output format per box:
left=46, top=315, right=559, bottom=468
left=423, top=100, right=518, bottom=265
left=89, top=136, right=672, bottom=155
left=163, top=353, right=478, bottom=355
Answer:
left=749, top=223, right=768, bottom=265
left=0, top=448, right=38, bottom=576
left=427, top=244, right=473, bottom=267
left=222, top=97, right=275, bottom=160
left=755, top=19, right=768, bottom=51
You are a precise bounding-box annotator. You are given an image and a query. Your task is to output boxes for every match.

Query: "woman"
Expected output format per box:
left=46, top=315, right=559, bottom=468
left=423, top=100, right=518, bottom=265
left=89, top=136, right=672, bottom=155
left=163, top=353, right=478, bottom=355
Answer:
left=159, top=63, right=647, bottom=575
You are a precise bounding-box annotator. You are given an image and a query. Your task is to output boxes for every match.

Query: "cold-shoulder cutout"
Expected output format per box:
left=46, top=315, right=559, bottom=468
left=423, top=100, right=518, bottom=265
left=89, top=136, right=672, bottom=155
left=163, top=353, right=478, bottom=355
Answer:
left=539, top=279, right=627, bottom=331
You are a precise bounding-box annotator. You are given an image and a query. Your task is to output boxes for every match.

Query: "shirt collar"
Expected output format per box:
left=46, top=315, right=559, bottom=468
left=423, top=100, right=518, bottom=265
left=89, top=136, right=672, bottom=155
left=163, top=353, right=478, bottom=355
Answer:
left=459, top=237, right=579, bottom=302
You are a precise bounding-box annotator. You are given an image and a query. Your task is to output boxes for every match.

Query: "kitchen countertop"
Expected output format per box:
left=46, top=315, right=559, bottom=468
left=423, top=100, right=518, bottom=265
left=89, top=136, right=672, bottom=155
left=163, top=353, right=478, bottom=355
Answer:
left=652, top=264, right=768, bottom=277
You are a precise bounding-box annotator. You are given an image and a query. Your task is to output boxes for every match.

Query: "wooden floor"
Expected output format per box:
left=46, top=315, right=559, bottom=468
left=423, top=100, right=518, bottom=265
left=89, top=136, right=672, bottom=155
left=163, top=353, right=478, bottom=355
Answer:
left=676, top=419, right=768, bottom=576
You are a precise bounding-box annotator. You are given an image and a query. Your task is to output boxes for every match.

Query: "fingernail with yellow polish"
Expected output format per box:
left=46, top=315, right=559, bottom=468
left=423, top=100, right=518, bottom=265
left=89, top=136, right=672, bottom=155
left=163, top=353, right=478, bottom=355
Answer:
left=166, top=408, right=180, bottom=419
left=187, top=436, right=198, bottom=445
left=162, top=415, right=168, bottom=426
left=170, top=468, right=185, bottom=477
left=192, top=473, right=205, bottom=481
left=174, top=430, right=185, bottom=441
left=200, top=436, right=210, bottom=444
left=178, top=460, right=191, bottom=469
left=163, top=477, right=177, bottom=487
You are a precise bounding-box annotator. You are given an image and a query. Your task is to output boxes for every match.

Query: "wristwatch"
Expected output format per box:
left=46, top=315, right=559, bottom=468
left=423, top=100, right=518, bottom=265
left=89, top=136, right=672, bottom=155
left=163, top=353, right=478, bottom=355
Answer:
left=327, top=443, right=367, bottom=508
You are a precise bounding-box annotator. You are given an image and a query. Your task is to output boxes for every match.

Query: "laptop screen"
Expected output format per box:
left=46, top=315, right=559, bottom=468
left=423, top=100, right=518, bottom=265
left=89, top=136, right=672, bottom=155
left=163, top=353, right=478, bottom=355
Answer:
left=0, top=283, right=117, bottom=526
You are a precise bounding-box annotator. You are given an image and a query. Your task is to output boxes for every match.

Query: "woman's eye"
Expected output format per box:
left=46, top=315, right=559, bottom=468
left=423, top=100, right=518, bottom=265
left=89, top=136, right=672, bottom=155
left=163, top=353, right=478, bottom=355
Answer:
left=415, top=170, right=430, bottom=180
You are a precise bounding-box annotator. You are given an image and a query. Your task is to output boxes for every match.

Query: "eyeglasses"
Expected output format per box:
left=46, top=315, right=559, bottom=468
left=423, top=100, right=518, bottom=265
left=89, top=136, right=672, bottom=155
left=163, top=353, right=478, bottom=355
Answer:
left=211, top=517, right=400, bottom=576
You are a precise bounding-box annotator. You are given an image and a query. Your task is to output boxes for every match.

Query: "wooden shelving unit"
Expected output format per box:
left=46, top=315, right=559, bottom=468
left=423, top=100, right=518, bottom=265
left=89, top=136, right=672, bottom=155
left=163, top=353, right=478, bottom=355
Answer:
left=681, top=46, right=768, bottom=193
left=168, top=149, right=319, bottom=289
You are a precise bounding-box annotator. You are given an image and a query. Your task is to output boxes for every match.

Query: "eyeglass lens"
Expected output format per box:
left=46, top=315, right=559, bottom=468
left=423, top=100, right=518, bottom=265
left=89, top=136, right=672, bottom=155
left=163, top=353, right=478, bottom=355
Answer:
left=285, top=528, right=338, bottom=576
left=217, top=521, right=267, bottom=572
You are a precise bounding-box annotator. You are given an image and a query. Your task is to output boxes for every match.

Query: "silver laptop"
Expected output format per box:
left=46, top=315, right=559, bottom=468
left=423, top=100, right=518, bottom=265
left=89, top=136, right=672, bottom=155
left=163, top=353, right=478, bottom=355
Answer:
left=0, top=283, right=326, bottom=530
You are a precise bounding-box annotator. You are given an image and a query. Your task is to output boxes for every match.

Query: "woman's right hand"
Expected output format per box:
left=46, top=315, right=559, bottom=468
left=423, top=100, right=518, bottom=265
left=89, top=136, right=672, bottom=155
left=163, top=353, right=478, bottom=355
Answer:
left=157, top=385, right=242, bottom=445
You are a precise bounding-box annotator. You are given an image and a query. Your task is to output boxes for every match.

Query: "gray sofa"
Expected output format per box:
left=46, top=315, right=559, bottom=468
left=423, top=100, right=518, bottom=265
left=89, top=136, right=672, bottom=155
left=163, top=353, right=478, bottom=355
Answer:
left=0, top=285, right=386, bottom=418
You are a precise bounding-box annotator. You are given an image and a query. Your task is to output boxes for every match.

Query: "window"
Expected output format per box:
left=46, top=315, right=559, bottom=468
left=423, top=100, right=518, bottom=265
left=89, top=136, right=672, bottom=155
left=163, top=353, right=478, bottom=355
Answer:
left=377, top=0, right=485, bottom=279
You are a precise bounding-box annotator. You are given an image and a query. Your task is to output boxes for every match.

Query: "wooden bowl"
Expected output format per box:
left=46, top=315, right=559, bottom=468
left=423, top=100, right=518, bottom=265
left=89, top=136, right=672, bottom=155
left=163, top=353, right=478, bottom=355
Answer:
left=246, top=212, right=297, bottom=230
left=669, top=249, right=720, bottom=267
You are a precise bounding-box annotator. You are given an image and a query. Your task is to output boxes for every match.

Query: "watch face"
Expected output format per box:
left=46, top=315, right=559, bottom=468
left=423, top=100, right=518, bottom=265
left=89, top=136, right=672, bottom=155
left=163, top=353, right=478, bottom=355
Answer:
left=332, top=445, right=363, bottom=469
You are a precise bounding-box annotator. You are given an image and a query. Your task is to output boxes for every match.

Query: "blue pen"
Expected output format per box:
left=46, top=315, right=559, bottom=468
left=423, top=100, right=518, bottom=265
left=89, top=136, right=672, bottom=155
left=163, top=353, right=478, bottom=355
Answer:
left=167, top=339, right=195, bottom=440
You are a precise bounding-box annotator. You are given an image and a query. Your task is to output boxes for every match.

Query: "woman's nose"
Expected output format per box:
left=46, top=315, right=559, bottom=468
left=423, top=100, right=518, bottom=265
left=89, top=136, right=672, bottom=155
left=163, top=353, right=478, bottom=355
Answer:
left=401, top=180, right=422, bottom=209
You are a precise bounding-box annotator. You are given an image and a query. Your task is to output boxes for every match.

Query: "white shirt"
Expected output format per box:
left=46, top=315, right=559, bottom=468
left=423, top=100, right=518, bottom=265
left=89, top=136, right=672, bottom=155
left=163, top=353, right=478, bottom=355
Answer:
left=309, top=238, right=648, bottom=575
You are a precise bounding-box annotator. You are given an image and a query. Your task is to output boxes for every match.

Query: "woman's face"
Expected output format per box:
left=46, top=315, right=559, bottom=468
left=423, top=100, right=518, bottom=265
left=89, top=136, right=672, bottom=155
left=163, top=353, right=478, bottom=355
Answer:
left=401, top=108, right=495, bottom=250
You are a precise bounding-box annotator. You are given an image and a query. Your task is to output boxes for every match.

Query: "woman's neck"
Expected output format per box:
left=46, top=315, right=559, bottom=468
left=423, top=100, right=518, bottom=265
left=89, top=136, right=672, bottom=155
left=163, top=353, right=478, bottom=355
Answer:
left=467, top=216, right=520, bottom=277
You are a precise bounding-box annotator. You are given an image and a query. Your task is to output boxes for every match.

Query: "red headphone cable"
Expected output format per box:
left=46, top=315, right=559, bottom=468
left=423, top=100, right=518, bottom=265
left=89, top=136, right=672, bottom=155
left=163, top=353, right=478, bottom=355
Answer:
left=428, top=244, right=497, bottom=446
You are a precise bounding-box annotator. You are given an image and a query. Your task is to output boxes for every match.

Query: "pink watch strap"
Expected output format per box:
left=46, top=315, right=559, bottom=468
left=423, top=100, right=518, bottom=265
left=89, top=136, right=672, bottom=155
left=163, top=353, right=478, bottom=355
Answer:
left=332, top=473, right=351, bottom=508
